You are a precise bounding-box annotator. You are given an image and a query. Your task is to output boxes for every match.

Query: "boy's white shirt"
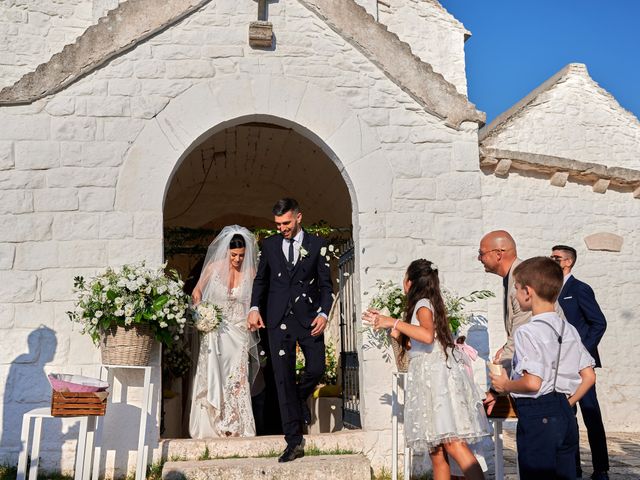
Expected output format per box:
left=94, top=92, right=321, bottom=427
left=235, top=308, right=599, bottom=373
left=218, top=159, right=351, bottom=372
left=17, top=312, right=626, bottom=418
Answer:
left=510, top=311, right=595, bottom=399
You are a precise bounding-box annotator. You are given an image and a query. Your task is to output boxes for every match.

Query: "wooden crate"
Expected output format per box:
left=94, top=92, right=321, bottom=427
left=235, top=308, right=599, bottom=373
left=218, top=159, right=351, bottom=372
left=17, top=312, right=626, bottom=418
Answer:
left=51, top=390, right=108, bottom=417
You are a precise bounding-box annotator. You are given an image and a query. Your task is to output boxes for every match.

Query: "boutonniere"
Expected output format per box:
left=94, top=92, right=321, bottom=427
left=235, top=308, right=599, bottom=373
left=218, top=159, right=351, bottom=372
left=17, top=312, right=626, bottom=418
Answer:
left=299, top=246, right=309, bottom=260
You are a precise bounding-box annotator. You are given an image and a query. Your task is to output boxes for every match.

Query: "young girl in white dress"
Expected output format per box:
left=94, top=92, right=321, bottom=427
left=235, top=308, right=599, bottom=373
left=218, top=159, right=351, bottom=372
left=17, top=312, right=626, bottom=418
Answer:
left=364, top=259, right=489, bottom=480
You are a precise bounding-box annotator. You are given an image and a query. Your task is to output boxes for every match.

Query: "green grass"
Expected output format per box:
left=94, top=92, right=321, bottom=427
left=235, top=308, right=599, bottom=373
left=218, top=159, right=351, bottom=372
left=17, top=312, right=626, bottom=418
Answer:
left=197, top=446, right=211, bottom=461
left=372, top=467, right=433, bottom=480
left=192, top=444, right=358, bottom=461
left=0, top=464, right=74, bottom=480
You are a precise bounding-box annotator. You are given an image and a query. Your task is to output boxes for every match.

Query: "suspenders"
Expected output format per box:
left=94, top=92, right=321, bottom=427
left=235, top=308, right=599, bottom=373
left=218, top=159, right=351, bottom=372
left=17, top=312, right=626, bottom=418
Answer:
left=532, top=318, right=566, bottom=391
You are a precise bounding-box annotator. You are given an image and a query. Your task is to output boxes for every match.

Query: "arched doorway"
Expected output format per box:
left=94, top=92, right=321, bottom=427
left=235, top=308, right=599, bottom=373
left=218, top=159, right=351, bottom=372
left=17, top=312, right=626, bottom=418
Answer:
left=160, top=117, right=356, bottom=438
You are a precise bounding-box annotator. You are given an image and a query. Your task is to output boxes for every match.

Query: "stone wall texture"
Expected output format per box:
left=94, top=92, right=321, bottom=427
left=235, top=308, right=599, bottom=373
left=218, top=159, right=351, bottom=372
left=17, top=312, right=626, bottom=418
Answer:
left=378, top=0, right=468, bottom=95
left=0, top=0, right=122, bottom=88
left=481, top=64, right=640, bottom=170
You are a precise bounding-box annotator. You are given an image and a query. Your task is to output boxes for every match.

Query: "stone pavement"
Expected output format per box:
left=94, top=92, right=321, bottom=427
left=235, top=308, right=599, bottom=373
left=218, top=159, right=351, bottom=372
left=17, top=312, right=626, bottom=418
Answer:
left=500, top=429, right=640, bottom=480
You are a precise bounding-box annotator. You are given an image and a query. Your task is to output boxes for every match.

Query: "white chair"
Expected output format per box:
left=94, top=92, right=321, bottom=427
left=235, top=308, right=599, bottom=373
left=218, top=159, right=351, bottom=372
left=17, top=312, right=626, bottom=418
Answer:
left=16, top=407, right=96, bottom=480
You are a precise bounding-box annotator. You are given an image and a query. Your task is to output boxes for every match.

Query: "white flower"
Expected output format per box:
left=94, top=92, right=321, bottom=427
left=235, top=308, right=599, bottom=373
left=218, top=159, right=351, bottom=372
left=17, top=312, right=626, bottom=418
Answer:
left=280, top=324, right=287, bottom=330
left=260, top=350, right=266, bottom=356
left=91, top=318, right=98, bottom=325
left=328, top=244, right=335, bottom=252
left=299, top=246, right=309, bottom=259
left=320, top=247, right=327, bottom=256
left=95, top=311, right=103, bottom=318
left=159, top=321, right=168, bottom=328
left=395, top=298, right=402, bottom=305
left=430, top=263, right=438, bottom=271
left=114, top=297, right=124, bottom=306
left=278, top=350, right=285, bottom=356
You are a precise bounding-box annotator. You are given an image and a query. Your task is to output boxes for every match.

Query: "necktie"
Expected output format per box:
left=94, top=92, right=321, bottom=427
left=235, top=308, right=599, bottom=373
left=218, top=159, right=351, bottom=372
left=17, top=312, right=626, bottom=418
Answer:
left=503, top=273, right=509, bottom=321
left=288, top=239, right=295, bottom=269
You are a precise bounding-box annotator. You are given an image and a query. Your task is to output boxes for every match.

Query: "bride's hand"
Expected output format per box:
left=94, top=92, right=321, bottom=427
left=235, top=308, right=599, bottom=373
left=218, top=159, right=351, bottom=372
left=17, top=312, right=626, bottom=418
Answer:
left=192, top=288, right=202, bottom=306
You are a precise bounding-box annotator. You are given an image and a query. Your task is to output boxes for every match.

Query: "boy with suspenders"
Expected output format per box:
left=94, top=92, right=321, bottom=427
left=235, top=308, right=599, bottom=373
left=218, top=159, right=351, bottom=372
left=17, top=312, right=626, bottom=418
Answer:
left=489, top=257, right=596, bottom=479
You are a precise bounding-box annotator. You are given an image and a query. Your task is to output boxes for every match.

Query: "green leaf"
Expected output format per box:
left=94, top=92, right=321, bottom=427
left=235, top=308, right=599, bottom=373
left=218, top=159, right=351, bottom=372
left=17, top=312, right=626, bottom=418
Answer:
left=153, top=295, right=169, bottom=310
left=106, top=290, right=117, bottom=301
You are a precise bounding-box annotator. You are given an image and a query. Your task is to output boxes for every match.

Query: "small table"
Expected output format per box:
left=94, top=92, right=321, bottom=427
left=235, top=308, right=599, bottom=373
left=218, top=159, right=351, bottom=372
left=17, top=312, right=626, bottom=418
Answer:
left=93, top=365, right=153, bottom=480
left=17, top=407, right=97, bottom=480
left=490, top=417, right=519, bottom=480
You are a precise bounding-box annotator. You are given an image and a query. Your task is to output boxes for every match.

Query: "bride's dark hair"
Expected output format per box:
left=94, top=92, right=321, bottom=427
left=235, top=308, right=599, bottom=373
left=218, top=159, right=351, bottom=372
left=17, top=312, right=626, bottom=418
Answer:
left=399, top=259, right=453, bottom=362
left=229, top=233, right=246, bottom=250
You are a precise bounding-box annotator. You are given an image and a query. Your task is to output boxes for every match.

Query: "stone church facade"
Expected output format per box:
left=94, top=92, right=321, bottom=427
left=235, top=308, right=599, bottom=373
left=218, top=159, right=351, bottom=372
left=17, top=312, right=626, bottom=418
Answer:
left=1, top=0, right=638, bottom=475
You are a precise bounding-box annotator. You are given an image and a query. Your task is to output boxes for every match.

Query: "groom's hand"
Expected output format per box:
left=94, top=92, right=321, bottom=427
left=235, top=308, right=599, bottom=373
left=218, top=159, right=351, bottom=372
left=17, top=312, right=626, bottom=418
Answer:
left=247, top=310, right=265, bottom=331
left=310, top=315, right=327, bottom=336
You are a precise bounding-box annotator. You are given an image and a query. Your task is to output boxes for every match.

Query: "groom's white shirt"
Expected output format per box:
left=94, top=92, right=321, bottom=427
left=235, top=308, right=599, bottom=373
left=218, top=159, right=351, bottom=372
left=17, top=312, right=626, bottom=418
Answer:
left=281, top=229, right=304, bottom=264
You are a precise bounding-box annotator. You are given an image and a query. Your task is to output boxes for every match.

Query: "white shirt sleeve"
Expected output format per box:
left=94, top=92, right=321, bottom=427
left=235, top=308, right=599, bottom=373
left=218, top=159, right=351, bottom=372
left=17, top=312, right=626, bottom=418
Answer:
left=513, top=327, right=545, bottom=380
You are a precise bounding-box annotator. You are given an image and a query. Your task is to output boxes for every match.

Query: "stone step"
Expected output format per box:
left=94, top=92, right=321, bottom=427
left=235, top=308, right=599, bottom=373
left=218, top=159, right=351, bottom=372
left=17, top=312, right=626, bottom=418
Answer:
left=162, top=454, right=371, bottom=480
left=160, top=430, right=364, bottom=461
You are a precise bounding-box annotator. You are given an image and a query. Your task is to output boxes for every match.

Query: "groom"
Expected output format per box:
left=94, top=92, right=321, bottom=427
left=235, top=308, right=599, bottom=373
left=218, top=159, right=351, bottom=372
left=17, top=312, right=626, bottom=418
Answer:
left=247, top=198, right=333, bottom=462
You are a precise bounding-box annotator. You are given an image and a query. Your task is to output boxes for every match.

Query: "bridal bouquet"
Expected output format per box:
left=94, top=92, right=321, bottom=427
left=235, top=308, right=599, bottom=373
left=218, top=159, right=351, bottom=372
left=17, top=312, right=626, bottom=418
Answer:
left=193, top=301, right=223, bottom=333
left=67, top=262, right=190, bottom=347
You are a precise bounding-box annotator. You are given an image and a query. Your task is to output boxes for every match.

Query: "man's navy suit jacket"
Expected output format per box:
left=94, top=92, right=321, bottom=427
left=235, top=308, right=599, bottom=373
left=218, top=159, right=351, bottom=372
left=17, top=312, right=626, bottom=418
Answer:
left=250, top=232, right=333, bottom=329
left=558, top=275, right=607, bottom=368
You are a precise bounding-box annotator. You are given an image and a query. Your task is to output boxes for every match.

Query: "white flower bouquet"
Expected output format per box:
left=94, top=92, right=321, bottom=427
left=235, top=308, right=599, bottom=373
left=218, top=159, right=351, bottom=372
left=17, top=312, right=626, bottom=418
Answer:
left=67, top=262, right=190, bottom=347
left=193, top=301, right=223, bottom=333
left=362, top=280, right=406, bottom=359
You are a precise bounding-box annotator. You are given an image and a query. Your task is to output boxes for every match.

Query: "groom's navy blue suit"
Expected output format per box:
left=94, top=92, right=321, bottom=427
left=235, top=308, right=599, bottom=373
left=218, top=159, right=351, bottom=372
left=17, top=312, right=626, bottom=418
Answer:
left=250, top=231, right=333, bottom=447
left=559, top=275, right=609, bottom=474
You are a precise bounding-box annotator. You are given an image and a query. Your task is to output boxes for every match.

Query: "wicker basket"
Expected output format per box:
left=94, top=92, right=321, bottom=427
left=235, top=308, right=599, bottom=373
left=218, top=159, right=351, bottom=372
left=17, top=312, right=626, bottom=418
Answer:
left=100, top=324, right=154, bottom=366
left=391, top=337, right=409, bottom=373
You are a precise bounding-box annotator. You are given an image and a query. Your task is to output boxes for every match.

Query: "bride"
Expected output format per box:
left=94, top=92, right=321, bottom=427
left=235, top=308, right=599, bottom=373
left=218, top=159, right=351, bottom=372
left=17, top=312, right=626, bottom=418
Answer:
left=189, top=225, right=260, bottom=438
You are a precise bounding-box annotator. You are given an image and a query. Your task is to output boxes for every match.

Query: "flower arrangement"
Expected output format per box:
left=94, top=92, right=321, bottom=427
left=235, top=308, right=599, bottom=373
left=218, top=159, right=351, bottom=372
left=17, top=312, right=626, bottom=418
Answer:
left=192, top=301, right=223, bottom=333
left=443, top=289, right=495, bottom=334
left=295, top=340, right=339, bottom=385
left=361, top=280, right=405, bottom=359
left=362, top=279, right=494, bottom=361
left=67, top=262, right=190, bottom=347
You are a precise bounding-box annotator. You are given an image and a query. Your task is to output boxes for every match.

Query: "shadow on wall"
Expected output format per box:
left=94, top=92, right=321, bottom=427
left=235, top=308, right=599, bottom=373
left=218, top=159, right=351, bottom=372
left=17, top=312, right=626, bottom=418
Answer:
left=0, top=327, right=80, bottom=470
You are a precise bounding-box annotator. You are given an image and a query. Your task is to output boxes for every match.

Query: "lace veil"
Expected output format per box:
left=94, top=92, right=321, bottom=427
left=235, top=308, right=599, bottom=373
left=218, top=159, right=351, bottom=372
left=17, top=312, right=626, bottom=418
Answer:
left=194, top=225, right=261, bottom=386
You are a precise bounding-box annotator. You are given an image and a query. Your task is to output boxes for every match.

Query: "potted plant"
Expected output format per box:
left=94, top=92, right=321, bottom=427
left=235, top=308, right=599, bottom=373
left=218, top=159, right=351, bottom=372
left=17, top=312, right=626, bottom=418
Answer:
left=67, top=262, right=190, bottom=366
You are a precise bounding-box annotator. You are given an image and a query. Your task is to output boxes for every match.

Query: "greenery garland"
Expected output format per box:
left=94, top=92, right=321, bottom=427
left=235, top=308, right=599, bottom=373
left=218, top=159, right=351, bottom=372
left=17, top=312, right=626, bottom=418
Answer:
left=164, top=223, right=351, bottom=257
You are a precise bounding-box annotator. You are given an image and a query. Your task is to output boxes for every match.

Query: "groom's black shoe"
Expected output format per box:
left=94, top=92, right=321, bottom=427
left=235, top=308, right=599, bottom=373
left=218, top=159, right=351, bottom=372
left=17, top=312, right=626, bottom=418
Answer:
left=278, top=443, right=304, bottom=463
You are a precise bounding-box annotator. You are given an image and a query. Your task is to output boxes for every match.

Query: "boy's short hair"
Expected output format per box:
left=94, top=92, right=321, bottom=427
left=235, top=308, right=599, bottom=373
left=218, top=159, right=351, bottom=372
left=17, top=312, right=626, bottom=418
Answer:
left=513, top=256, right=564, bottom=303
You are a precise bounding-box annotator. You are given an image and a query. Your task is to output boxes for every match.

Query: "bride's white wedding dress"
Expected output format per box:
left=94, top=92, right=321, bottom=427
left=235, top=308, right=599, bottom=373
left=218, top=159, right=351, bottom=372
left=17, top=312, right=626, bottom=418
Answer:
left=189, top=279, right=257, bottom=438
left=188, top=225, right=260, bottom=439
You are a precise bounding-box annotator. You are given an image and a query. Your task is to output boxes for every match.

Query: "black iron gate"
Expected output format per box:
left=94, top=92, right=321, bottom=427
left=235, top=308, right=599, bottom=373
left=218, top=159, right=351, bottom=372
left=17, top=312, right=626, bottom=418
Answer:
left=338, top=241, right=361, bottom=429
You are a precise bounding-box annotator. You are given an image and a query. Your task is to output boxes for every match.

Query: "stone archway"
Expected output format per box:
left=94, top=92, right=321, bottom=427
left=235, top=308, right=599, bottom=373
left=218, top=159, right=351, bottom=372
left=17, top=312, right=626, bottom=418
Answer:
left=161, top=118, right=354, bottom=437
left=115, top=74, right=393, bottom=443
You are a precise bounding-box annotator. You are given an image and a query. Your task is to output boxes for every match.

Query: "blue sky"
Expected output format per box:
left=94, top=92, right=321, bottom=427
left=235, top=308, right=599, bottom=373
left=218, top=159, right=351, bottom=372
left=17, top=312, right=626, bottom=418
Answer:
left=438, top=1, right=640, bottom=123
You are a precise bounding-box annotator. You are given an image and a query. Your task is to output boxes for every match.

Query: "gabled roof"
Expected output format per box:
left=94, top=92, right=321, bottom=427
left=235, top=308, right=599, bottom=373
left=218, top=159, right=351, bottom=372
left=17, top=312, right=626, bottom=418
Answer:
left=480, top=63, right=640, bottom=143
left=0, top=0, right=484, bottom=128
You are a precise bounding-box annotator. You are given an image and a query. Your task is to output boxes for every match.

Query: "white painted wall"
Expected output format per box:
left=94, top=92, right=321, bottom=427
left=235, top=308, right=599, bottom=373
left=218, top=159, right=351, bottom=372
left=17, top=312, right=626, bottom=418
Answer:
left=0, top=0, right=122, bottom=88
left=378, top=0, right=469, bottom=95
